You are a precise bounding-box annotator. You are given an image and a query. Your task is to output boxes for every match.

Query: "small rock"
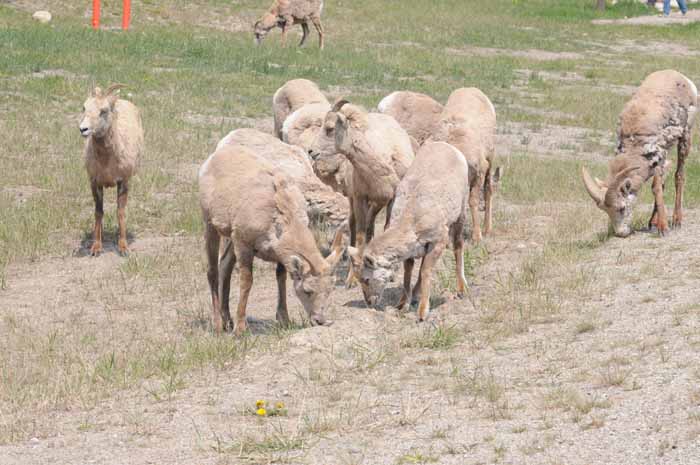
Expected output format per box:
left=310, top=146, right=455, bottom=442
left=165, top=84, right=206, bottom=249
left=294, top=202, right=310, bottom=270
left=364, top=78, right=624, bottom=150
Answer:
left=32, top=11, right=52, bottom=23
left=30, top=437, right=40, bottom=444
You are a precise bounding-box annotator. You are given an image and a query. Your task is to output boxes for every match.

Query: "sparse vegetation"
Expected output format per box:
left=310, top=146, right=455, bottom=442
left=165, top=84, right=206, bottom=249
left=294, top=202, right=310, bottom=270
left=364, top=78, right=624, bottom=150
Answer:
left=2, top=0, right=700, bottom=463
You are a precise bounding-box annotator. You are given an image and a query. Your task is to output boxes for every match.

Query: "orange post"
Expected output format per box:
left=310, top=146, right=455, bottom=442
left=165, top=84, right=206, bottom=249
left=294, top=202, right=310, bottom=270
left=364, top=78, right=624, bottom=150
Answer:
left=122, top=0, right=131, bottom=30
left=92, top=0, right=100, bottom=29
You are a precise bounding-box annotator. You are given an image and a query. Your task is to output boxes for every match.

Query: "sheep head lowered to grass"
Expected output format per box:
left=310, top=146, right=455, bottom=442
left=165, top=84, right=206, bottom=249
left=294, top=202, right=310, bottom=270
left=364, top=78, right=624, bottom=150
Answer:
left=581, top=69, right=697, bottom=237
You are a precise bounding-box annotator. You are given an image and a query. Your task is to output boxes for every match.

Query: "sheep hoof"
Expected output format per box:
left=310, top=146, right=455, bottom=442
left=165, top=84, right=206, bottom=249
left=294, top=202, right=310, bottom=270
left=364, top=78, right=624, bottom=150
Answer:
left=118, top=241, right=129, bottom=256
left=90, top=243, right=103, bottom=256
left=672, top=219, right=682, bottom=229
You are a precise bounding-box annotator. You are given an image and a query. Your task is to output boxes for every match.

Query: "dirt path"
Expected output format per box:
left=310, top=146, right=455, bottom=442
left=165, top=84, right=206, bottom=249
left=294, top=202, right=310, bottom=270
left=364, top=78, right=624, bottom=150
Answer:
left=1, top=204, right=699, bottom=464
left=594, top=9, right=700, bottom=25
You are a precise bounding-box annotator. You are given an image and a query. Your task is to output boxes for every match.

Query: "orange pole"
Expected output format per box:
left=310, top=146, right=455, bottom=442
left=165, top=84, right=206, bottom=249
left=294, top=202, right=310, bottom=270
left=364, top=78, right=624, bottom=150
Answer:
left=122, top=0, right=131, bottom=30
left=92, top=0, right=100, bottom=29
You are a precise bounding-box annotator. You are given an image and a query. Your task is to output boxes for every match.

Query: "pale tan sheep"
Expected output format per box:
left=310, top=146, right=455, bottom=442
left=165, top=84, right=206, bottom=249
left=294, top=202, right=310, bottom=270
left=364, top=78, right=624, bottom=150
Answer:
left=582, top=69, right=697, bottom=237
left=309, top=100, right=415, bottom=284
left=349, top=141, right=470, bottom=321
left=377, top=91, right=444, bottom=151
left=429, top=88, right=500, bottom=243
left=79, top=84, right=144, bottom=256
left=273, top=78, right=329, bottom=139
left=254, top=0, right=325, bottom=49
left=216, top=128, right=347, bottom=226
left=199, top=146, right=344, bottom=334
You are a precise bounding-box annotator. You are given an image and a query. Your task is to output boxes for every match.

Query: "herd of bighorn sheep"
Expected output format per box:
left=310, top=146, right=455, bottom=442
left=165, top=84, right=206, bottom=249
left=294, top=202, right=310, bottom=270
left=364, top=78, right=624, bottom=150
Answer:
left=78, top=68, right=697, bottom=334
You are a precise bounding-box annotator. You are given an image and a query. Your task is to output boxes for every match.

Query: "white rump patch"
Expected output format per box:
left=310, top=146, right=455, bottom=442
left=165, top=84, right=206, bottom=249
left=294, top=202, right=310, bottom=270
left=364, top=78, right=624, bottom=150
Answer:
left=485, top=96, right=496, bottom=117
left=320, top=0, right=324, bottom=14
left=273, top=85, right=283, bottom=105
left=198, top=151, right=216, bottom=179
left=282, top=107, right=305, bottom=142
left=685, top=75, right=698, bottom=100
left=377, top=92, right=399, bottom=114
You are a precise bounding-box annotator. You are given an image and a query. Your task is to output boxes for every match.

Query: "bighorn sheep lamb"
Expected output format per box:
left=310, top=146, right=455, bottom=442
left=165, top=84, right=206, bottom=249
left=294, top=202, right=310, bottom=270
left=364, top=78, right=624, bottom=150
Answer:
left=79, top=84, right=144, bottom=256
left=273, top=78, right=329, bottom=140
left=377, top=91, right=444, bottom=152
left=199, top=145, right=344, bottom=334
left=216, top=128, right=347, bottom=226
left=254, top=0, right=325, bottom=49
left=582, top=69, right=697, bottom=237
left=309, top=100, right=415, bottom=283
left=349, top=141, right=470, bottom=321
left=429, top=88, right=501, bottom=243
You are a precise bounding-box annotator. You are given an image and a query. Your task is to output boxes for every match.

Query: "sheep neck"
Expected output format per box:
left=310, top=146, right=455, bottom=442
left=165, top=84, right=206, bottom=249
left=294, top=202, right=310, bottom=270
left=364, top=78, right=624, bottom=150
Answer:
left=370, top=217, right=423, bottom=265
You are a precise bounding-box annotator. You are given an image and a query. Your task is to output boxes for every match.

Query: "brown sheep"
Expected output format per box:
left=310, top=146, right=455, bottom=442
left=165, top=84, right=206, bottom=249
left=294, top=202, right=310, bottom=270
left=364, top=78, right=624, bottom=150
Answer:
left=254, top=0, right=325, bottom=49
left=79, top=84, right=143, bottom=256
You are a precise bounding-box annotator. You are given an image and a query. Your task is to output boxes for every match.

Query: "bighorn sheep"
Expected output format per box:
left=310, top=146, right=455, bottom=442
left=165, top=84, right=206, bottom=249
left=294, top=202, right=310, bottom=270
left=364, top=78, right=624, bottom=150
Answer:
left=273, top=78, right=329, bottom=140
left=582, top=69, right=697, bottom=237
left=377, top=91, right=444, bottom=152
left=309, top=100, right=415, bottom=284
left=348, top=141, right=470, bottom=321
left=254, top=0, right=325, bottom=49
left=429, top=88, right=501, bottom=243
left=199, top=145, right=344, bottom=334
left=216, top=128, right=347, bottom=226
left=79, top=84, right=144, bottom=256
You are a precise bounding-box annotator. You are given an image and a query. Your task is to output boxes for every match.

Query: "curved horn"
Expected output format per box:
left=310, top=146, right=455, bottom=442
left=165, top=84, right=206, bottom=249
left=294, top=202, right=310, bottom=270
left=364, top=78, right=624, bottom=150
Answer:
left=609, top=164, right=641, bottom=192
left=105, top=83, right=128, bottom=96
left=332, top=99, right=350, bottom=112
left=581, top=167, right=605, bottom=206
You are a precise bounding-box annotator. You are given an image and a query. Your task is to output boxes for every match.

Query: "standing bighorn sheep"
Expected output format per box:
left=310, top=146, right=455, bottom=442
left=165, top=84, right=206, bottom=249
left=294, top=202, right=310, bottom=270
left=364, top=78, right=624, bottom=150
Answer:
left=199, top=145, right=344, bottom=334
left=429, top=88, right=501, bottom=243
left=582, top=69, right=697, bottom=237
left=349, top=141, right=470, bottom=321
left=216, top=128, right=348, bottom=226
left=273, top=78, right=329, bottom=140
left=254, top=0, right=325, bottom=49
left=377, top=91, right=444, bottom=152
left=309, top=100, right=414, bottom=283
left=79, top=84, right=143, bottom=256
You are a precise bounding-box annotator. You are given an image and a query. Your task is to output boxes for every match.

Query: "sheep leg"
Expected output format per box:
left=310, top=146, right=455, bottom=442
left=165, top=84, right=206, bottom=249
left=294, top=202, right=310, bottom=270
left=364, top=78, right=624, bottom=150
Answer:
left=205, top=223, right=223, bottom=333
left=651, top=172, right=669, bottom=236
left=311, top=16, right=324, bottom=49
left=346, top=197, right=368, bottom=287
left=673, top=132, right=690, bottom=228
left=452, top=222, right=468, bottom=298
left=299, top=22, right=310, bottom=47
left=234, top=247, right=254, bottom=336
left=275, top=263, right=291, bottom=326
left=416, top=241, right=446, bottom=322
left=280, top=23, right=288, bottom=47
left=349, top=197, right=356, bottom=247
left=90, top=181, right=104, bottom=256
left=648, top=202, right=659, bottom=230
left=116, top=180, right=129, bottom=255
left=366, top=202, right=381, bottom=243
left=217, top=238, right=235, bottom=332
left=411, top=256, right=425, bottom=306
left=483, top=167, right=494, bottom=236
left=397, top=258, right=414, bottom=310
left=384, top=198, right=394, bottom=231
left=468, top=179, right=483, bottom=243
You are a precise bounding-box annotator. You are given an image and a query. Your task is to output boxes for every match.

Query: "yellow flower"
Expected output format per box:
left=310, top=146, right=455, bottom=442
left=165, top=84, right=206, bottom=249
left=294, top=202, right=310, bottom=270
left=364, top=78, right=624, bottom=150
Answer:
left=275, top=401, right=285, bottom=410
left=256, top=400, right=266, bottom=408
left=256, top=408, right=267, bottom=416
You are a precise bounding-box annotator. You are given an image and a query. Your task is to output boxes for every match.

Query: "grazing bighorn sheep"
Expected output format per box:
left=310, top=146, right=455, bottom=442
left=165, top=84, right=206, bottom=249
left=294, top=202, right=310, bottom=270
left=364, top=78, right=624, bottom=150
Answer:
left=254, top=0, right=325, bottom=49
left=349, top=142, right=470, bottom=321
left=429, top=88, right=501, bottom=243
left=309, top=100, right=414, bottom=283
left=217, top=128, right=348, bottom=227
left=273, top=78, right=329, bottom=140
left=377, top=91, right=444, bottom=152
left=79, top=84, right=144, bottom=256
left=199, top=145, right=344, bottom=334
left=582, top=69, right=697, bottom=237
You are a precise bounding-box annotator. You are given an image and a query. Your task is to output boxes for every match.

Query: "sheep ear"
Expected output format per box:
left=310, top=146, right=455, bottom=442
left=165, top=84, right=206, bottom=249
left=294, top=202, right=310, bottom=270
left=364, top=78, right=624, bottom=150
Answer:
left=335, top=112, right=348, bottom=129
left=288, top=256, right=307, bottom=280
left=620, top=179, right=633, bottom=196
left=93, top=87, right=103, bottom=98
